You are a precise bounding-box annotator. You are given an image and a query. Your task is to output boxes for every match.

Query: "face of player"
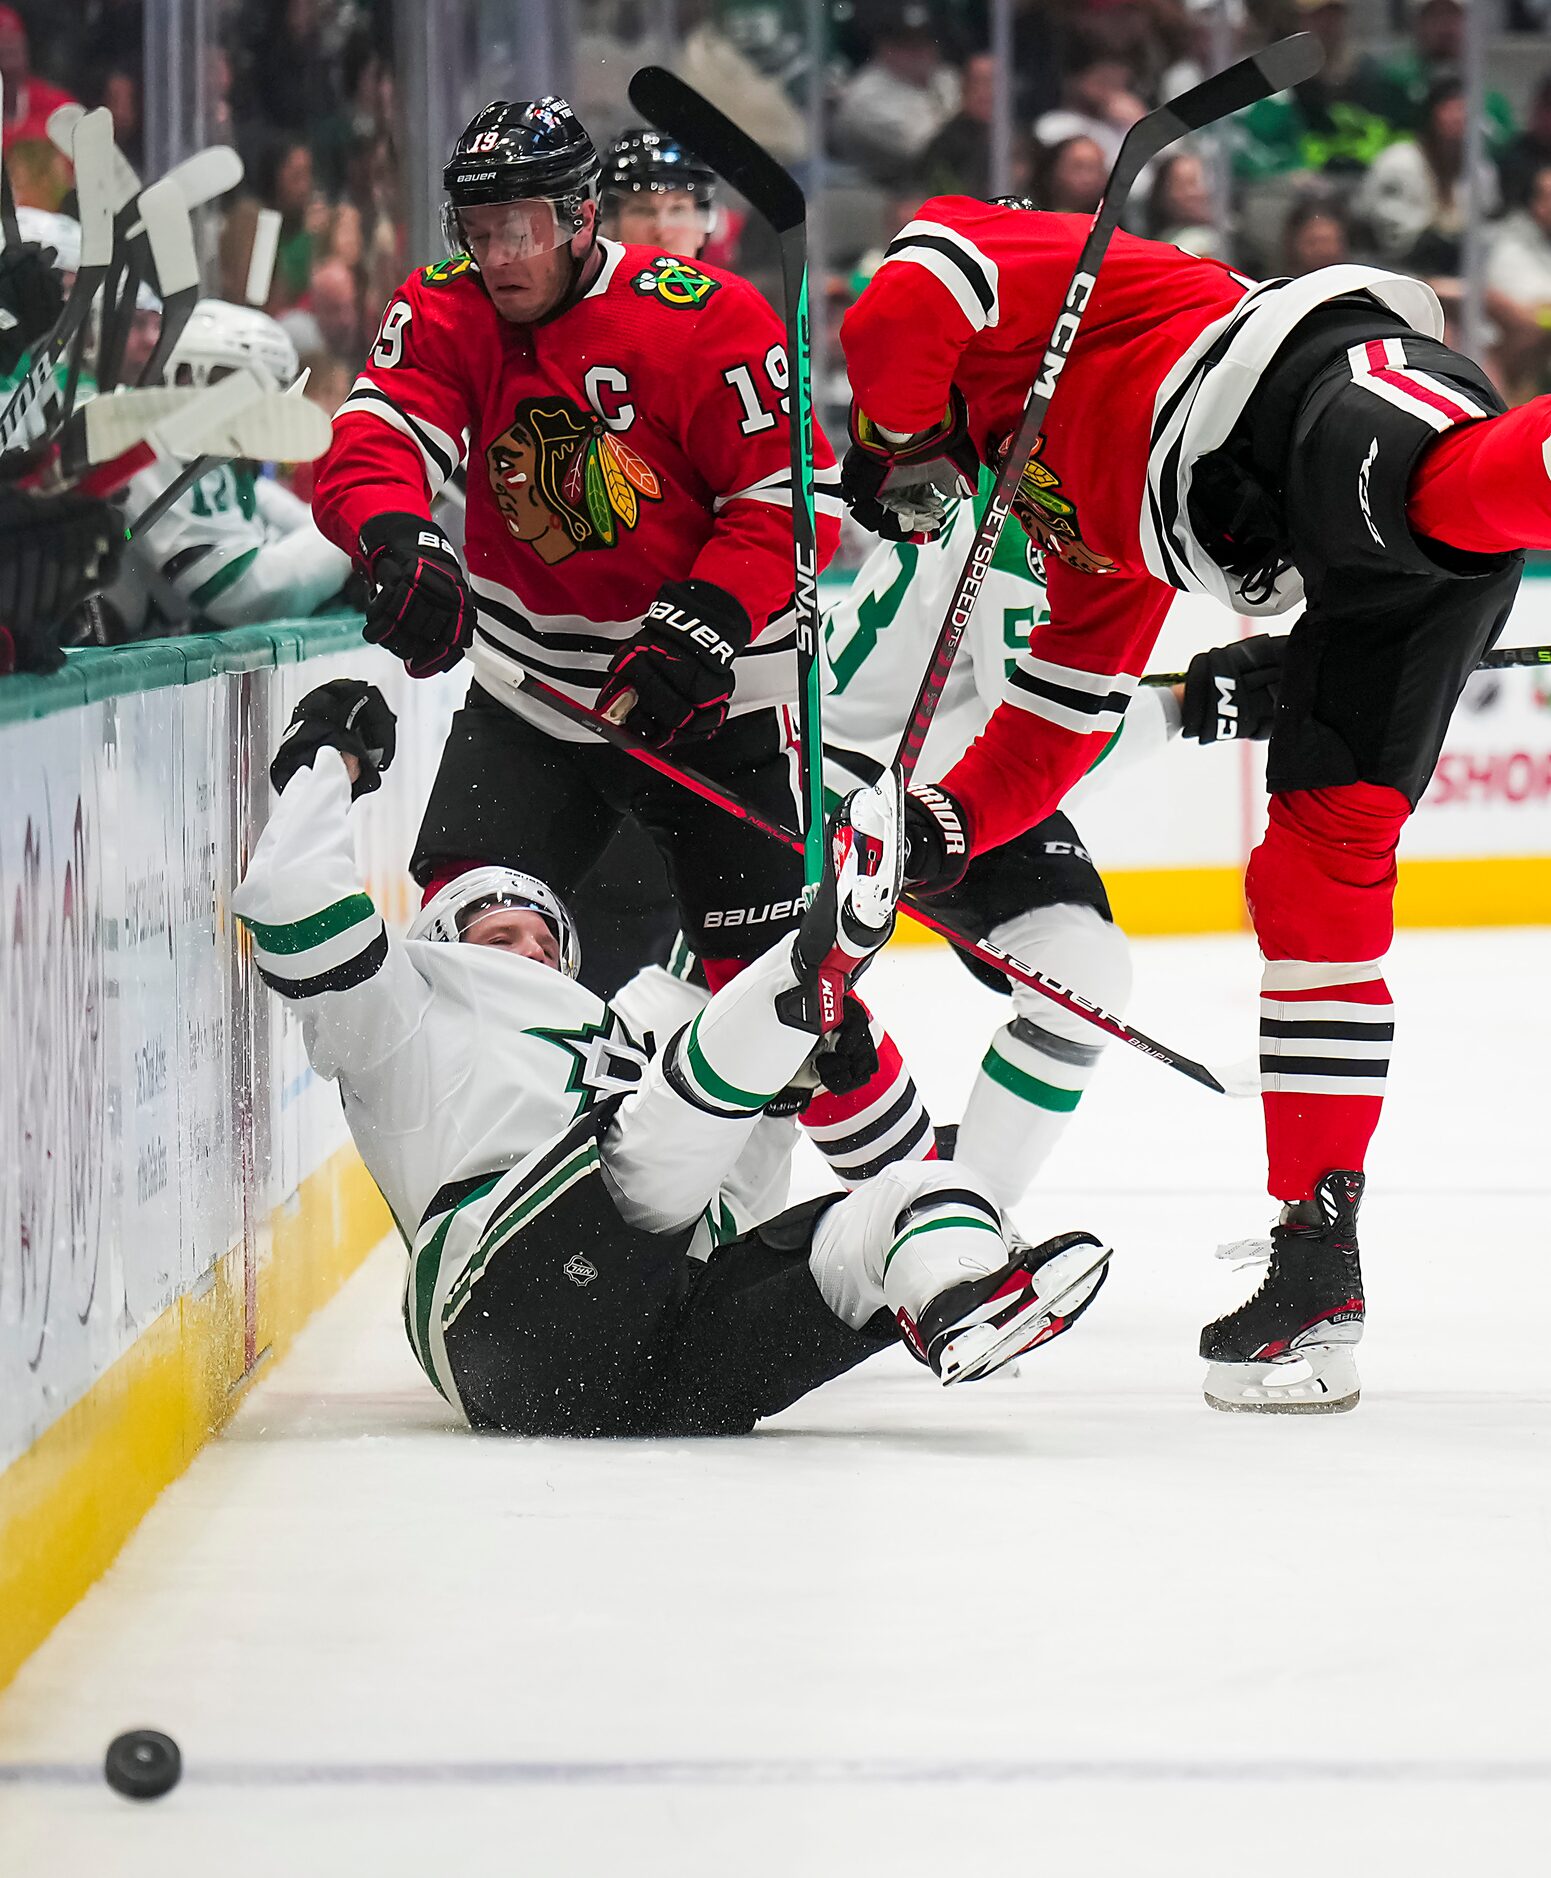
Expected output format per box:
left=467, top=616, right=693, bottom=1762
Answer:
left=460, top=905, right=562, bottom=969
left=609, top=190, right=705, bottom=258
left=461, top=198, right=599, bottom=323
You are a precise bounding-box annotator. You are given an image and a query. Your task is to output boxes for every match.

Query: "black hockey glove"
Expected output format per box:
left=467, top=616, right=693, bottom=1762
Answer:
left=598, top=577, right=752, bottom=747
left=0, top=241, right=65, bottom=378
left=358, top=512, right=471, bottom=679
left=901, top=783, right=972, bottom=895
left=766, top=992, right=880, bottom=1114
left=1180, top=632, right=1287, bottom=744
left=270, top=679, right=398, bottom=799
left=841, top=388, right=980, bottom=543
left=0, top=487, right=121, bottom=676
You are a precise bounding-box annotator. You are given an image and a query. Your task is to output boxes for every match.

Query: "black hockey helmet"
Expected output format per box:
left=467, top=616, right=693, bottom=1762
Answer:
left=600, top=128, right=718, bottom=206
left=441, top=97, right=602, bottom=256
left=987, top=195, right=1039, bottom=212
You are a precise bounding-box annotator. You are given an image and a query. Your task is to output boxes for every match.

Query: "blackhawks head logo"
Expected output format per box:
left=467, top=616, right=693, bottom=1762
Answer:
left=1002, top=432, right=1116, bottom=576
left=486, top=397, right=663, bottom=565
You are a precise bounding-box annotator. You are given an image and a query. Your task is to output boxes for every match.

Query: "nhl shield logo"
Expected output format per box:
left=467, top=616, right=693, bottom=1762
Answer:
left=564, top=1253, right=599, bottom=1288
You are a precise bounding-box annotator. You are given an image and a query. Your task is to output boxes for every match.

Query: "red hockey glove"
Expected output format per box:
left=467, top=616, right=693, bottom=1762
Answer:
left=1181, top=632, right=1287, bottom=743
left=270, top=679, right=398, bottom=800
left=841, top=388, right=980, bottom=543
left=0, top=487, right=120, bottom=675
left=902, top=783, right=972, bottom=895
left=358, top=513, right=471, bottom=679
left=598, top=578, right=751, bottom=747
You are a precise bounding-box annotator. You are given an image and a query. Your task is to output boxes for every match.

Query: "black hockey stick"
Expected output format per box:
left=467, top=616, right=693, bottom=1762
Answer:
left=888, top=31, right=1324, bottom=783
left=627, top=65, right=828, bottom=898
left=519, top=673, right=1225, bottom=1093
left=1141, top=642, right=1551, bottom=687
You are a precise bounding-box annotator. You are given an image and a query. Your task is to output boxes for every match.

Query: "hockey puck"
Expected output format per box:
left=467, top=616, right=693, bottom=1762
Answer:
left=104, top=1730, right=182, bottom=1800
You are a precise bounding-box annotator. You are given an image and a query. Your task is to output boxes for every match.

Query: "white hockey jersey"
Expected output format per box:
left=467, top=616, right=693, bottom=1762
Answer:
left=824, top=479, right=1175, bottom=800
left=231, top=750, right=794, bottom=1405
left=122, top=455, right=351, bottom=629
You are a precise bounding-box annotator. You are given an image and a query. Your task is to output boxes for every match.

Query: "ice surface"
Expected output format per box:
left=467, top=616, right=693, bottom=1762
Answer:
left=2, top=930, right=1548, bottom=1876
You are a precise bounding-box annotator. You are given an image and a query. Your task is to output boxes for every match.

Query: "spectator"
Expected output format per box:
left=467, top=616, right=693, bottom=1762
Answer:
left=1280, top=195, right=1353, bottom=275
left=220, top=134, right=319, bottom=310
left=672, top=0, right=806, bottom=165
left=1032, top=135, right=1107, bottom=216
left=1486, top=161, right=1551, bottom=395
left=92, top=63, right=142, bottom=175
left=1147, top=149, right=1226, bottom=258
left=1356, top=78, right=1498, bottom=267
left=1499, top=74, right=1551, bottom=211
left=916, top=50, right=1002, bottom=199
left=0, top=5, right=75, bottom=156
left=1033, top=45, right=1148, bottom=170
left=1366, top=1, right=1515, bottom=150
left=1231, top=0, right=1395, bottom=183
left=835, top=3, right=961, bottom=183
left=304, top=254, right=362, bottom=366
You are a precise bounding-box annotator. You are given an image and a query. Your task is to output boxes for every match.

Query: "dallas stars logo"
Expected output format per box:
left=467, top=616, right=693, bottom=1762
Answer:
left=630, top=255, right=721, bottom=311
left=525, top=1018, right=647, bottom=1116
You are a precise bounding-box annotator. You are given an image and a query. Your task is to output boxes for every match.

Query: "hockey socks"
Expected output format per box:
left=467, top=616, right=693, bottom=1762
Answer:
left=799, top=1018, right=935, bottom=1184
left=1407, top=394, right=1551, bottom=556
left=1245, top=786, right=1405, bottom=1202
left=955, top=904, right=1130, bottom=1207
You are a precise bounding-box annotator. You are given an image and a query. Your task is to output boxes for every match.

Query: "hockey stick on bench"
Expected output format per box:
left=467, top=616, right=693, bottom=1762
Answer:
left=888, top=31, right=1325, bottom=784
left=518, top=673, right=1225, bottom=1093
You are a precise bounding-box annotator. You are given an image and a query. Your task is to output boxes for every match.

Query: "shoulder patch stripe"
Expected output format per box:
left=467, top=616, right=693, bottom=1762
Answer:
left=883, top=221, right=999, bottom=330
left=338, top=379, right=460, bottom=489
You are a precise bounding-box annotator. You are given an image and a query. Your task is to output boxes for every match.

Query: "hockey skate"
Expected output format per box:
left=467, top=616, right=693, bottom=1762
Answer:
left=1200, top=1170, right=1366, bottom=1414
left=907, top=1230, right=1112, bottom=1386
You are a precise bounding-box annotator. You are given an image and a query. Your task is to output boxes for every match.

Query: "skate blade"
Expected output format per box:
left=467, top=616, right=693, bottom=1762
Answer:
left=937, top=1243, right=1112, bottom=1387
left=1203, top=1347, right=1361, bottom=1415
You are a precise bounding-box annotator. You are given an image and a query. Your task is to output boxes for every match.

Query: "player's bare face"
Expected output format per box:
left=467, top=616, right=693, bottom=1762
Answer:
left=461, top=199, right=598, bottom=323
left=611, top=192, right=705, bottom=258
left=459, top=906, right=562, bottom=970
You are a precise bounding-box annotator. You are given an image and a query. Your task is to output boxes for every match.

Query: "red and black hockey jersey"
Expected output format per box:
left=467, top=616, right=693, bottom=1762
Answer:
left=840, top=197, right=1442, bottom=851
left=313, top=240, right=841, bottom=739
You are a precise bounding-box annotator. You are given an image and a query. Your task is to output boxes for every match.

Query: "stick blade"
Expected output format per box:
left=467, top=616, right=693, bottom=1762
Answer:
left=137, top=178, right=200, bottom=296
left=71, top=108, right=117, bottom=268
left=1166, top=31, right=1323, bottom=135
left=628, top=64, right=805, bottom=232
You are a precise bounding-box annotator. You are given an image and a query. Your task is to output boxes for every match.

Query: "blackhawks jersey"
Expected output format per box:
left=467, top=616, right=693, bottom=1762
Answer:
left=313, top=241, right=842, bottom=741
left=840, top=197, right=1440, bottom=852
left=231, top=748, right=796, bottom=1406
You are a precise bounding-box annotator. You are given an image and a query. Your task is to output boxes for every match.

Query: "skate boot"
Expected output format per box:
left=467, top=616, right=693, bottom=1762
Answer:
left=1200, top=1170, right=1366, bottom=1414
left=907, top=1230, right=1112, bottom=1386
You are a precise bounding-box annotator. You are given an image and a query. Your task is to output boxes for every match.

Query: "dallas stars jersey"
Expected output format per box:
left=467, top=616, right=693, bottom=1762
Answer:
left=312, top=240, right=843, bottom=741
left=824, top=478, right=1174, bottom=799
left=119, top=453, right=351, bottom=628
left=231, top=748, right=795, bottom=1404
left=841, top=196, right=1439, bottom=851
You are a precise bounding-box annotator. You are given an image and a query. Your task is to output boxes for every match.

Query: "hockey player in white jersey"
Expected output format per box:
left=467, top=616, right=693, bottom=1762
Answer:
left=232, top=680, right=1113, bottom=1435
left=106, top=301, right=352, bottom=635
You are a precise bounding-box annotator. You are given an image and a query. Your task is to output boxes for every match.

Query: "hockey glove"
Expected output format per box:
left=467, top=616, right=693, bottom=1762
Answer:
left=902, top=783, right=972, bottom=895
left=270, top=679, right=398, bottom=799
left=0, top=488, right=121, bottom=676
left=841, top=388, right=980, bottom=543
left=0, top=241, right=65, bottom=378
left=1181, top=632, right=1287, bottom=744
left=598, top=578, right=751, bottom=747
left=766, top=992, right=880, bottom=1114
left=358, top=513, right=471, bottom=679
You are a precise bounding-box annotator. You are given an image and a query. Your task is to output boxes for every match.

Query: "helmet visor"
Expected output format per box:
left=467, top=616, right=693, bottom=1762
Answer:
left=452, top=196, right=574, bottom=261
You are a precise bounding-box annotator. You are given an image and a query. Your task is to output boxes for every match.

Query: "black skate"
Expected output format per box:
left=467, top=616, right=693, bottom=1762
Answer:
left=1200, top=1170, right=1366, bottom=1414
left=906, top=1230, right=1112, bottom=1386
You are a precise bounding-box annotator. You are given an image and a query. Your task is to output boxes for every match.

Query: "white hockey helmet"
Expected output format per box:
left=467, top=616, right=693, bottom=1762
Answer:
left=408, top=865, right=582, bottom=978
left=17, top=207, right=81, bottom=274
left=168, top=299, right=299, bottom=395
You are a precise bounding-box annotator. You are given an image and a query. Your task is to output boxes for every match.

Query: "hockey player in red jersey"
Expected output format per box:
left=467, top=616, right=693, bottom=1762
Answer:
left=841, top=194, right=1551, bottom=1413
left=311, top=98, right=938, bottom=1190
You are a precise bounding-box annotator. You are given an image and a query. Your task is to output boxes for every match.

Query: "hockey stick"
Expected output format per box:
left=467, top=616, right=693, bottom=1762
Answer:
left=888, top=32, right=1324, bottom=783
left=0, top=80, right=20, bottom=250
left=518, top=674, right=1225, bottom=1092
left=1140, top=643, right=1551, bottom=687
left=0, top=108, right=116, bottom=453
left=134, top=178, right=201, bottom=388
left=628, top=65, right=828, bottom=897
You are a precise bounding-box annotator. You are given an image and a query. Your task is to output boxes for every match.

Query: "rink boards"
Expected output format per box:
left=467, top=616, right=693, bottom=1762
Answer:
left=1, top=582, right=1549, bottom=1692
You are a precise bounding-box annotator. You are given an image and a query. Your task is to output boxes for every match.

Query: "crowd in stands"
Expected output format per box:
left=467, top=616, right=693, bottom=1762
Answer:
left=4, top=1, right=1551, bottom=416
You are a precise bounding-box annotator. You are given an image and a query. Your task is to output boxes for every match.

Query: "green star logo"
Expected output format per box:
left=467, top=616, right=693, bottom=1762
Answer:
left=524, top=1017, right=646, bottom=1116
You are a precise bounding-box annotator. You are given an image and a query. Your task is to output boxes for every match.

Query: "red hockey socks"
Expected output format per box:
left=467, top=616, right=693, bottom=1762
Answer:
left=1244, top=785, right=1409, bottom=1204
left=1407, top=396, right=1551, bottom=555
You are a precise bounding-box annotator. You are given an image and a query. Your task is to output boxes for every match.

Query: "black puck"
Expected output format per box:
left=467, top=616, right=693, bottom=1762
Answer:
left=104, top=1730, right=182, bottom=1800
